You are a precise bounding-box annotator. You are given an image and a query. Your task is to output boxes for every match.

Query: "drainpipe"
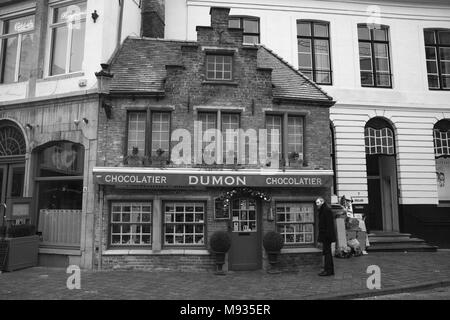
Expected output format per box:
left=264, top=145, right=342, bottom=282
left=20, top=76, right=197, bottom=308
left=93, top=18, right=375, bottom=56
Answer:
left=98, top=185, right=104, bottom=271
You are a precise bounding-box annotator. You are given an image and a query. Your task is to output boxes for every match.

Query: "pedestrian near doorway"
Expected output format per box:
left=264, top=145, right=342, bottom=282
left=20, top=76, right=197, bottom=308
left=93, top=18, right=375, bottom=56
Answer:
left=316, top=197, right=336, bottom=276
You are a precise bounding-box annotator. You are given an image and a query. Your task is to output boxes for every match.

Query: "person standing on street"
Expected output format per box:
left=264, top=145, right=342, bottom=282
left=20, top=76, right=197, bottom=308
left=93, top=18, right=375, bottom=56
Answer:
left=316, top=197, right=336, bottom=276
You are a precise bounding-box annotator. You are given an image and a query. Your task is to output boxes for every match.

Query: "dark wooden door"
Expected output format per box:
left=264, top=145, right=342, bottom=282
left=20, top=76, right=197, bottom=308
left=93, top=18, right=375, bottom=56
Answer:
left=228, top=198, right=261, bottom=271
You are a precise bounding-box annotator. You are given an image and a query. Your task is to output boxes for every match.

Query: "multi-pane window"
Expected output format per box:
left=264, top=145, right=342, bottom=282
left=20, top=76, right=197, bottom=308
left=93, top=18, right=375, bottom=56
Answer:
left=164, top=202, right=205, bottom=246
left=266, top=115, right=304, bottom=165
left=206, top=55, right=232, bottom=80
left=151, top=112, right=170, bottom=158
left=110, top=202, right=152, bottom=246
left=222, top=113, right=240, bottom=162
left=49, top=1, right=86, bottom=76
left=297, top=21, right=332, bottom=84
left=434, top=120, right=450, bottom=202
left=365, top=127, right=395, bottom=155
left=266, top=115, right=282, bottom=159
left=126, top=111, right=171, bottom=160
left=358, top=24, right=392, bottom=88
left=228, top=16, right=260, bottom=44
left=127, top=112, right=146, bottom=157
left=198, top=112, right=217, bottom=160
left=0, top=15, right=35, bottom=83
left=231, top=199, right=257, bottom=232
left=276, top=203, right=315, bottom=245
left=424, top=29, right=450, bottom=90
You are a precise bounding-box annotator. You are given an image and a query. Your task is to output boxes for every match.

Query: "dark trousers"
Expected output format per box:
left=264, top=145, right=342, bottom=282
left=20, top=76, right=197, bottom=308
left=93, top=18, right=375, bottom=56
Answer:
left=322, top=241, right=334, bottom=274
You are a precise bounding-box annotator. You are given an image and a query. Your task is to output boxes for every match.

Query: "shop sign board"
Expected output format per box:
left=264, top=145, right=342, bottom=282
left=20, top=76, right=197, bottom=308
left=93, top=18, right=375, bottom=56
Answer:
left=94, top=170, right=332, bottom=188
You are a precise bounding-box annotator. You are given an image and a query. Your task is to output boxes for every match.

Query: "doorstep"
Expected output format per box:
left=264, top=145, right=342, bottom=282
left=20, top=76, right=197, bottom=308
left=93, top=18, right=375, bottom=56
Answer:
left=39, top=248, right=82, bottom=256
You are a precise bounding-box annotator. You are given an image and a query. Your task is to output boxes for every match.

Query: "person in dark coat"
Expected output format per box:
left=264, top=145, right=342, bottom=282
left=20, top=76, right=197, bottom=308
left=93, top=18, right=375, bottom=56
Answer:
left=316, top=197, right=336, bottom=276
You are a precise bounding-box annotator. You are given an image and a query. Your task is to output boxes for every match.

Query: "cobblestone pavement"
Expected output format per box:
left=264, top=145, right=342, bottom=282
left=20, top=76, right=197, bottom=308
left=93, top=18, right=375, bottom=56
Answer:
left=1, top=252, right=450, bottom=300
left=360, top=286, right=450, bottom=300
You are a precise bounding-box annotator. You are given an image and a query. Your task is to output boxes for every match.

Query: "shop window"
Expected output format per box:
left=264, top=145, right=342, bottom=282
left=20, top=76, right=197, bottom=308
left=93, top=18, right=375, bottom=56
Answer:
left=276, top=202, right=315, bottom=245
left=228, top=16, right=260, bottom=44
left=125, top=111, right=171, bottom=164
left=434, top=119, right=450, bottom=203
left=48, top=1, right=86, bottom=76
left=110, top=202, right=152, bottom=246
left=164, top=202, right=205, bottom=246
left=0, top=15, right=35, bottom=83
left=36, top=142, right=84, bottom=248
left=424, top=29, right=450, bottom=90
left=266, top=114, right=304, bottom=166
left=206, top=55, right=232, bottom=81
left=297, top=20, right=332, bottom=84
left=358, top=24, right=392, bottom=88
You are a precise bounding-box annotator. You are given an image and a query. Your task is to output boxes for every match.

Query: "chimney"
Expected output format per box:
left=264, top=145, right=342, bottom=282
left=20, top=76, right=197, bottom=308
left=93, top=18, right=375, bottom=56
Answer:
left=141, top=0, right=165, bottom=38
left=210, top=7, right=230, bottom=31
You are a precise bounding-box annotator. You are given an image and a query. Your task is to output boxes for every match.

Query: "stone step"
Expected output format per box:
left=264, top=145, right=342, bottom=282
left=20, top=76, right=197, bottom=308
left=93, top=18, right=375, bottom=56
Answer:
left=368, top=232, right=412, bottom=238
left=369, top=238, right=425, bottom=244
left=367, top=244, right=438, bottom=252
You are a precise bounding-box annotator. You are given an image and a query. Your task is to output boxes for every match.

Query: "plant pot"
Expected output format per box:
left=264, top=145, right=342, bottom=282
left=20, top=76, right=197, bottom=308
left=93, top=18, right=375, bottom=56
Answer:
left=267, top=251, right=279, bottom=265
left=214, top=251, right=226, bottom=275
left=0, top=235, right=39, bottom=272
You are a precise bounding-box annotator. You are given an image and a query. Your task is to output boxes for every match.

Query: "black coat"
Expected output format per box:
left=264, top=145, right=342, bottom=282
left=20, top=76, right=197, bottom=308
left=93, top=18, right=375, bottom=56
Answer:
left=318, top=204, right=336, bottom=243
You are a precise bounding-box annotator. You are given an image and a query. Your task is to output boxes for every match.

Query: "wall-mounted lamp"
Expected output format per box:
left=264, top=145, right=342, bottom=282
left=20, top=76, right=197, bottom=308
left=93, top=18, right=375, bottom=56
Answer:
left=82, top=118, right=89, bottom=125
left=91, top=10, right=99, bottom=23
left=25, top=124, right=33, bottom=130
left=102, top=101, right=113, bottom=119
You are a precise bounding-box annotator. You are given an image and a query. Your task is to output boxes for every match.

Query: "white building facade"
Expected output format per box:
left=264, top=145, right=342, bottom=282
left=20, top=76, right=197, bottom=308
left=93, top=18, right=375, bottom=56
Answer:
left=0, top=0, right=142, bottom=268
left=164, top=0, right=450, bottom=246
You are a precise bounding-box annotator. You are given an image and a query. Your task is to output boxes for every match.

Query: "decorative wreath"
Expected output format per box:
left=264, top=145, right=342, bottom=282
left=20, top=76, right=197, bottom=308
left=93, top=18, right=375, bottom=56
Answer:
left=218, top=188, right=271, bottom=212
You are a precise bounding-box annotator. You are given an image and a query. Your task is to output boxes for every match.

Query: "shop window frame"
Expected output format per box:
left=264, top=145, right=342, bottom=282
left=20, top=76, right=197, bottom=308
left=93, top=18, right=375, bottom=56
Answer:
left=162, top=200, right=207, bottom=249
left=108, top=201, right=153, bottom=248
left=275, top=201, right=317, bottom=247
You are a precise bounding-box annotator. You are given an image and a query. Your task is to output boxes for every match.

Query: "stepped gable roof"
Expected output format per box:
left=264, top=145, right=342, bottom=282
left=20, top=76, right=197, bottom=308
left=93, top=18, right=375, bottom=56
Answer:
left=107, top=36, right=333, bottom=104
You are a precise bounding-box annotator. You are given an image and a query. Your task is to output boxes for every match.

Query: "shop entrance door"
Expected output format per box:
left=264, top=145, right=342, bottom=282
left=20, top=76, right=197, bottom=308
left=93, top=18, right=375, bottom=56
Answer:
left=0, top=163, right=26, bottom=226
left=228, top=198, right=261, bottom=271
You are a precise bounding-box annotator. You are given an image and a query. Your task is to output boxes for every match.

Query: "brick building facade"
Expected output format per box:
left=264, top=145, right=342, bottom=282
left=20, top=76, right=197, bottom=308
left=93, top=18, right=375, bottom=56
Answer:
left=93, top=7, right=335, bottom=272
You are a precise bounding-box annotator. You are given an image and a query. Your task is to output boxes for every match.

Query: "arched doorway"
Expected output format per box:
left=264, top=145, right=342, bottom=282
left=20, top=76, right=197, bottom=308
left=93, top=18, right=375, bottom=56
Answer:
left=365, top=118, right=399, bottom=232
left=0, top=120, right=26, bottom=226
left=434, top=119, right=450, bottom=203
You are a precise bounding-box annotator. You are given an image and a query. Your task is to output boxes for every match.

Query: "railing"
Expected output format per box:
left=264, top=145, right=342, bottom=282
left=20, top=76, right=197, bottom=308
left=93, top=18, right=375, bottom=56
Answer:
left=38, top=210, right=82, bottom=249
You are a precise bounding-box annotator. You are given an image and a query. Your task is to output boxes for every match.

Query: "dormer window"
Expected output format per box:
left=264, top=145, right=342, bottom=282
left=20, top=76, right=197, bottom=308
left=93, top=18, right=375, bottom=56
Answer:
left=206, top=54, right=232, bottom=81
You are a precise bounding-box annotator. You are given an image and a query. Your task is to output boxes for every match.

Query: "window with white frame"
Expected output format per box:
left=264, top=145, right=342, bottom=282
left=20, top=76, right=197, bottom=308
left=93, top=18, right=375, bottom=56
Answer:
left=364, top=127, right=395, bottom=155
left=164, top=202, right=205, bottom=246
left=0, top=15, right=35, bottom=83
left=276, top=202, right=315, bottom=245
left=110, top=202, right=152, bottom=246
left=206, top=54, right=232, bottom=81
left=48, top=1, right=86, bottom=76
left=127, top=112, right=146, bottom=157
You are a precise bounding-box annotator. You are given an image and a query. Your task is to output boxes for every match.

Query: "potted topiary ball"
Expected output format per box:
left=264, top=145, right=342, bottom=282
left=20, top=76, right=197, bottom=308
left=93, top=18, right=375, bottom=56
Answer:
left=209, top=231, right=231, bottom=275
left=263, top=231, right=284, bottom=270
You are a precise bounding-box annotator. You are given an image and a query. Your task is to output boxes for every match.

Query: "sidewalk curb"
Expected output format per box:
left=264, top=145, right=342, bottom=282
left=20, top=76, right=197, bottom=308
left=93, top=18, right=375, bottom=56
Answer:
left=308, top=280, right=450, bottom=300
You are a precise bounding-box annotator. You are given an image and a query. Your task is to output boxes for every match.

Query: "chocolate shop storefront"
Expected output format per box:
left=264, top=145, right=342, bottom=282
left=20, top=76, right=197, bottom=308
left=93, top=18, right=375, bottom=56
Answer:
left=93, top=169, right=333, bottom=271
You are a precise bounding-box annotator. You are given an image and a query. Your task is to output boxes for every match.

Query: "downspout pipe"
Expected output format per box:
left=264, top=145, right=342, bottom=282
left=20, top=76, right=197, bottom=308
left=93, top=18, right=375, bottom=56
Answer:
left=117, top=0, right=124, bottom=48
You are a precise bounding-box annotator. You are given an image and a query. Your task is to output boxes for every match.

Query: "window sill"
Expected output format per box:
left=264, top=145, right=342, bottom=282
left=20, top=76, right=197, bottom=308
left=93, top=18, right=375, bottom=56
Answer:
left=39, top=72, right=85, bottom=82
left=202, top=80, right=238, bottom=86
left=280, top=247, right=321, bottom=254
left=103, top=249, right=210, bottom=256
